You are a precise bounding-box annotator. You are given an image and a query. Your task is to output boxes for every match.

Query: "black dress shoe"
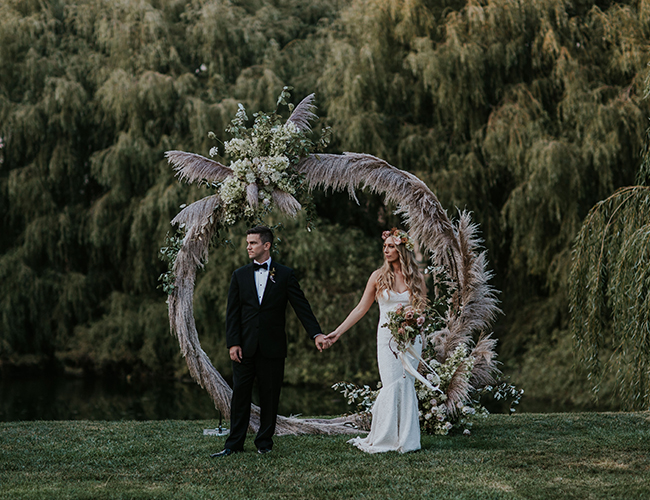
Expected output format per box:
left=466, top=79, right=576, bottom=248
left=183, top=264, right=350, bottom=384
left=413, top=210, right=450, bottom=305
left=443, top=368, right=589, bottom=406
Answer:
left=257, top=448, right=272, bottom=455
left=211, top=448, right=237, bottom=458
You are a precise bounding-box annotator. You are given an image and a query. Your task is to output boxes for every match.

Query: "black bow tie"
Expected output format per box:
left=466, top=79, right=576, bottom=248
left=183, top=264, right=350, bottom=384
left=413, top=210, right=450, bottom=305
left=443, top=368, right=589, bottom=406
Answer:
left=253, top=262, right=268, bottom=271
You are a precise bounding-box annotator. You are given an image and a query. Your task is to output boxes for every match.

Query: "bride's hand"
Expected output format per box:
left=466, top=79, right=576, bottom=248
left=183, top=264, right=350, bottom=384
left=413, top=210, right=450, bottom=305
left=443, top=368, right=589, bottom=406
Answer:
left=325, top=331, right=341, bottom=345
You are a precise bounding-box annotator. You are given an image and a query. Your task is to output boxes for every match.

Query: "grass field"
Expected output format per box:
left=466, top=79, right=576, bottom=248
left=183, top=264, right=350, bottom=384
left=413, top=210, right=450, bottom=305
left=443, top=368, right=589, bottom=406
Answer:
left=1, top=412, right=649, bottom=499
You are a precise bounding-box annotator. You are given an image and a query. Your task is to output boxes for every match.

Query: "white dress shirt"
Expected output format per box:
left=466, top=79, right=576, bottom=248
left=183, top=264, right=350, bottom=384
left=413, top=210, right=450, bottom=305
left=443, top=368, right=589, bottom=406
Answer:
left=253, top=257, right=272, bottom=304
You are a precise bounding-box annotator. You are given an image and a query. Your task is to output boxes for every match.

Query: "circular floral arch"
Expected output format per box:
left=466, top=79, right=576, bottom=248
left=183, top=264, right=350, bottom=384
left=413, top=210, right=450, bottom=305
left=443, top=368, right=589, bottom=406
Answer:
left=164, top=94, right=500, bottom=435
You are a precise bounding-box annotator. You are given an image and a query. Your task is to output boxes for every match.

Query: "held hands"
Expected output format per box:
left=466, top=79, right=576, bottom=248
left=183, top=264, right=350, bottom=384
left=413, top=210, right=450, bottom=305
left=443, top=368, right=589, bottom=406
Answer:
left=324, top=331, right=341, bottom=346
left=314, top=334, right=331, bottom=352
left=314, top=331, right=343, bottom=351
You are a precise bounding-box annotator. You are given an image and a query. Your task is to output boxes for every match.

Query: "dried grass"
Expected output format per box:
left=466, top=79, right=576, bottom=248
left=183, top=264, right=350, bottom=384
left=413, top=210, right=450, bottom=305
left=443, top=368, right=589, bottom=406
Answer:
left=165, top=151, right=232, bottom=184
left=287, top=93, right=317, bottom=132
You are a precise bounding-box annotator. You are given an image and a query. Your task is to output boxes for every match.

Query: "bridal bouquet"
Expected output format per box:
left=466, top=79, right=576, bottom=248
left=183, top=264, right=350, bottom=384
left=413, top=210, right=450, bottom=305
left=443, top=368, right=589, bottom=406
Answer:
left=382, top=304, right=427, bottom=352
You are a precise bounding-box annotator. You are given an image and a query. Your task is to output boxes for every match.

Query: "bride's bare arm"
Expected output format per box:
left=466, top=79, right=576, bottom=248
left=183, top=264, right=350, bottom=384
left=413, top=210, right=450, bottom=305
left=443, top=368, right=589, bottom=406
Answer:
left=325, top=271, right=379, bottom=345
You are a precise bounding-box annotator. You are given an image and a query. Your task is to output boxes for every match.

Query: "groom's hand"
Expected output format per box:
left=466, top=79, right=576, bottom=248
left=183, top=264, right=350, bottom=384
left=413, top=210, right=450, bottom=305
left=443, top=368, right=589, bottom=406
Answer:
left=229, top=346, right=243, bottom=363
left=314, top=334, right=329, bottom=352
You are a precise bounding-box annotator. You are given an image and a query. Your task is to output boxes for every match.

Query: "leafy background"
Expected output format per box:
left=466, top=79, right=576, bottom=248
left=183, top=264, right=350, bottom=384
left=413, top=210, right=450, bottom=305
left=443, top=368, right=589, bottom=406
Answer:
left=1, top=0, right=649, bottom=410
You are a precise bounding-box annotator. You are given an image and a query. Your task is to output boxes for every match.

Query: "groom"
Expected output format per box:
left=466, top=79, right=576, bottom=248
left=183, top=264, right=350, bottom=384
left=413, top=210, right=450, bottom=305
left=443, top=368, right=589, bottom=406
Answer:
left=211, top=226, right=328, bottom=457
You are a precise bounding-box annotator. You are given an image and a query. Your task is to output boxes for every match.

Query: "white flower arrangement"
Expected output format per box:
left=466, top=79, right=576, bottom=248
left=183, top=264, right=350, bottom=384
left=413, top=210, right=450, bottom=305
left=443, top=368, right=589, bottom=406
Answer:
left=176, top=87, right=329, bottom=228
left=159, top=89, right=331, bottom=296
left=415, top=344, right=485, bottom=435
left=210, top=91, right=318, bottom=226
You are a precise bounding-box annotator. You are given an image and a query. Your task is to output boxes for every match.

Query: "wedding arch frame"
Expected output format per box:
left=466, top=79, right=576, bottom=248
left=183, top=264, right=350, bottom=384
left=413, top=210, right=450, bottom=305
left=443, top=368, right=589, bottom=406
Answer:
left=165, top=95, right=500, bottom=435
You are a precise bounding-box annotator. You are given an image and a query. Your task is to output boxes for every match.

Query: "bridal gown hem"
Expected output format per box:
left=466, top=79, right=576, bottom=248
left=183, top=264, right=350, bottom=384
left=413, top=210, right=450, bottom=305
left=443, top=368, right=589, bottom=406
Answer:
left=348, top=290, right=422, bottom=454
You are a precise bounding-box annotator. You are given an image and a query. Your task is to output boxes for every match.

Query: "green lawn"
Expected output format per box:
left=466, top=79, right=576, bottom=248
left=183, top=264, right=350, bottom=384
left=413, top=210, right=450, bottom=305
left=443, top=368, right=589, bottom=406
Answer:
left=1, top=413, right=649, bottom=499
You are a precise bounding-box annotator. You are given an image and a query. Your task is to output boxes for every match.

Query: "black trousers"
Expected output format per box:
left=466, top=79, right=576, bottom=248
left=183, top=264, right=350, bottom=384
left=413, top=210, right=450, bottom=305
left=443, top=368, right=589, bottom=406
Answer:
left=225, top=351, right=285, bottom=451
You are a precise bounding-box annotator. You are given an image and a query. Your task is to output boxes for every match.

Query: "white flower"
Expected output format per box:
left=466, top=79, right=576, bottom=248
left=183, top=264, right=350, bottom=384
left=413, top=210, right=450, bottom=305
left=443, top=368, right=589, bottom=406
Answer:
left=223, top=212, right=237, bottom=225
left=283, top=120, right=298, bottom=134
left=230, top=159, right=252, bottom=180
left=209, top=146, right=219, bottom=157
left=444, top=422, right=453, bottom=430
left=225, top=138, right=249, bottom=158
left=219, top=175, right=244, bottom=204
left=463, top=429, right=471, bottom=436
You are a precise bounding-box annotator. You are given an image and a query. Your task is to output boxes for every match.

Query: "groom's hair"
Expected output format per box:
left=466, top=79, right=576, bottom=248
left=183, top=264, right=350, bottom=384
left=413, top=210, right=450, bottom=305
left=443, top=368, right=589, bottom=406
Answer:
left=247, top=225, right=274, bottom=245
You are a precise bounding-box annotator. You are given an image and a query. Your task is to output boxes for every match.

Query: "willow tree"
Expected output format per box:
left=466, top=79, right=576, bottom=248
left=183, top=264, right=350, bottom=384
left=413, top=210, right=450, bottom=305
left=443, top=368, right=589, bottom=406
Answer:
left=571, top=141, right=650, bottom=410
left=4, top=0, right=650, bottom=410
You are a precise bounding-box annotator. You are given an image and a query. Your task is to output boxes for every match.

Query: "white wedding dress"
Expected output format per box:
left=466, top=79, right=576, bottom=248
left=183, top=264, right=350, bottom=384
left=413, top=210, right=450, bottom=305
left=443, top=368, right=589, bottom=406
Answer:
left=349, top=290, right=423, bottom=453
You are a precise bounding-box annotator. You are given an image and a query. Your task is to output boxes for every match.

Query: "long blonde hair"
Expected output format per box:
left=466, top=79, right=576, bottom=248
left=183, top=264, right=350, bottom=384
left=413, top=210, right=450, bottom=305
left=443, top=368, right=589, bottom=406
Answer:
left=375, top=235, right=427, bottom=311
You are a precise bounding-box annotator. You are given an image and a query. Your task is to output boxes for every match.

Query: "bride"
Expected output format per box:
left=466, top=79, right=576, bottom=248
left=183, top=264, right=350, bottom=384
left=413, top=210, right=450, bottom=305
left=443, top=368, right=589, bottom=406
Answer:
left=326, top=228, right=427, bottom=453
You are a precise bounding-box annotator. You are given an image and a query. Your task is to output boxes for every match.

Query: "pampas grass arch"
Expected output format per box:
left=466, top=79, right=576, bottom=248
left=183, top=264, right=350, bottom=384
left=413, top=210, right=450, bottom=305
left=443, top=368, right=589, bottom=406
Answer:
left=165, top=95, right=500, bottom=435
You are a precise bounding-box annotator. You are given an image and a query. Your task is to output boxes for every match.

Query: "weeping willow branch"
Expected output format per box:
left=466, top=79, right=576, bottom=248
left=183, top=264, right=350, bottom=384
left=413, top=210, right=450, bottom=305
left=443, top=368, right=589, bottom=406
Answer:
left=570, top=185, right=650, bottom=409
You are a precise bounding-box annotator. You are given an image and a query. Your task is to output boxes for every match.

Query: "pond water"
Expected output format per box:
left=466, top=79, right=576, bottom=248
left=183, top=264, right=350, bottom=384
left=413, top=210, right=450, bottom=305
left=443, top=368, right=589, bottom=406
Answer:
left=0, top=376, right=350, bottom=422
left=0, top=375, right=597, bottom=422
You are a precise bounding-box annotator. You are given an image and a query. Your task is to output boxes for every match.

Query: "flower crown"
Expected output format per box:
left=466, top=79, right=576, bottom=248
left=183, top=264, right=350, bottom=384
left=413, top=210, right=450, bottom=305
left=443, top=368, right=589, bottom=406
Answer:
left=382, top=228, right=415, bottom=252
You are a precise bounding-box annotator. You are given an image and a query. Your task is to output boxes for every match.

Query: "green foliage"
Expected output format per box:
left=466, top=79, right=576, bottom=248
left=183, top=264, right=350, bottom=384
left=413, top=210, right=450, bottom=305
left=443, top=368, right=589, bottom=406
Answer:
left=158, top=230, right=184, bottom=294
left=322, top=0, right=649, bottom=284
left=570, top=160, right=650, bottom=409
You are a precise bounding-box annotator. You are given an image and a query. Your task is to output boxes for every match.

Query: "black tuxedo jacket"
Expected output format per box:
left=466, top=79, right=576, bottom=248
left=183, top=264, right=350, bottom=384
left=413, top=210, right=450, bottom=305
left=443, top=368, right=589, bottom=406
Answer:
left=226, top=261, right=322, bottom=358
